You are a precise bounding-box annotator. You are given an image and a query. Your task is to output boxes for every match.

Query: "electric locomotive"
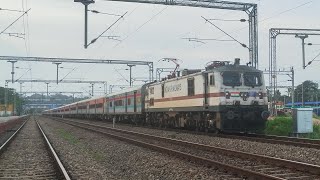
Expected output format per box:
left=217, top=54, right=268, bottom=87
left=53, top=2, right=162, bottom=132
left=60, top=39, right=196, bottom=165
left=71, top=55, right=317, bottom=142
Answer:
left=145, top=59, right=269, bottom=132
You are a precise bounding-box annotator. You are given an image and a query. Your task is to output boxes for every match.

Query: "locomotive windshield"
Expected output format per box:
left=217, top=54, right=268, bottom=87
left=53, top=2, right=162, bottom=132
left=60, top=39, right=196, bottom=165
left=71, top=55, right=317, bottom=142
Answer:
left=222, top=72, right=241, bottom=86
left=243, top=72, right=262, bottom=87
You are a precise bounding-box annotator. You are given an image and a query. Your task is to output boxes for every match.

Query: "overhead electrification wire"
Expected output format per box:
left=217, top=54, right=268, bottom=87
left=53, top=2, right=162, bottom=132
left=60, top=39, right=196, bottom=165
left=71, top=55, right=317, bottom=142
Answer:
left=182, top=37, right=234, bottom=42
left=0, top=8, right=31, bottom=35
left=59, top=68, right=77, bottom=82
left=113, top=6, right=169, bottom=48
left=88, top=9, right=122, bottom=17
left=305, top=50, right=320, bottom=68
left=212, top=1, right=313, bottom=41
left=201, top=16, right=248, bottom=49
left=87, top=11, right=128, bottom=47
left=0, top=8, right=24, bottom=12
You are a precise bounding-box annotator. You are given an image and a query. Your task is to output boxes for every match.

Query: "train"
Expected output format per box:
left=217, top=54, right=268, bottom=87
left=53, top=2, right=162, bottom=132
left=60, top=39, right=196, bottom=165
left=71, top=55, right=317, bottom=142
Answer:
left=43, top=59, right=270, bottom=133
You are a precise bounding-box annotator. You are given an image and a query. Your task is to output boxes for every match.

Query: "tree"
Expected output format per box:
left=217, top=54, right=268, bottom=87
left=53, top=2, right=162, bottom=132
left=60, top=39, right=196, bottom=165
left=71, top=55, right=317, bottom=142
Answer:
left=0, top=86, right=25, bottom=115
left=294, top=80, right=319, bottom=103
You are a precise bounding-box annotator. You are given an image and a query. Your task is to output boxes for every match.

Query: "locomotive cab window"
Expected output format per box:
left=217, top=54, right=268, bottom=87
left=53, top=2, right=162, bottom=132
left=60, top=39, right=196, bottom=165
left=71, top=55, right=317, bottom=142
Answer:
left=243, top=72, right=262, bottom=87
left=222, top=72, right=241, bottom=87
left=209, top=74, right=215, bottom=86
left=187, top=78, right=195, bottom=96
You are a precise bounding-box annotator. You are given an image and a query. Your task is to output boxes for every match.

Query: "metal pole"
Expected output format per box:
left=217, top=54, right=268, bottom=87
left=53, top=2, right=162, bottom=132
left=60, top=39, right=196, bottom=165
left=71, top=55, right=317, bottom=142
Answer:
left=295, top=34, right=308, bottom=69
left=302, top=82, right=304, bottom=107
left=127, top=65, right=135, bottom=86
left=291, top=67, right=294, bottom=108
left=84, top=4, right=88, bottom=49
left=46, top=83, right=49, bottom=98
left=91, top=83, right=94, bottom=97
left=129, top=66, right=132, bottom=86
left=302, top=38, right=306, bottom=69
left=4, top=81, right=8, bottom=116
left=13, top=89, right=16, bottom=115
left=8, top=60, right=17, bottom=83
left=53, top=62, right=61, bottom=84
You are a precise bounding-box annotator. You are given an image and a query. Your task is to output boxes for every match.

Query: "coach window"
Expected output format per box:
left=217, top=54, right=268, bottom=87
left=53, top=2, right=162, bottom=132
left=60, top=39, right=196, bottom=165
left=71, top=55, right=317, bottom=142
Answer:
left=188, top=78, right=195, bottom=96
left=209, top=74, right=215, bottom=86
left=128, top=98, right=131, bottom=105
left=161, top=84, right=164, bottom=98
left=110, top=102, right=112, bottom=107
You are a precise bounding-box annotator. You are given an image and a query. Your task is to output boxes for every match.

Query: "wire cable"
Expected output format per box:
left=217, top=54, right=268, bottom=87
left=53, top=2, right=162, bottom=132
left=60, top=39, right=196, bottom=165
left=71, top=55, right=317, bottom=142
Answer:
left=0, top=8, right=31, bottom=35
left=0, top=8, right=24, bottom=12
left=87, top=11, right=128, bottom=47
left=201, top=16, right=248, bottom=49
left=113, top=6, right=168, bottom=48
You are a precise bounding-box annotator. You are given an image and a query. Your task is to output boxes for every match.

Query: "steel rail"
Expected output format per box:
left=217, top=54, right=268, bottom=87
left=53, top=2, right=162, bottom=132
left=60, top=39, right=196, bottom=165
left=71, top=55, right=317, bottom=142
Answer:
left=0, top=117, right=28, bottom=154
left=36, top=120, right=71, bottom=180
left=54, top=118, right=320, bottom=176
left=53, top=119, right=283, bottom=180
left=218, top=133, right=320, bottom=149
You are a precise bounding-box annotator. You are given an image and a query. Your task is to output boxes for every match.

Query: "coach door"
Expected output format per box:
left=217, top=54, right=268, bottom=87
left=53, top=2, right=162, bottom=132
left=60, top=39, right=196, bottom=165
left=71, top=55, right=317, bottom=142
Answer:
left=134, top=91, right=137, bottom=112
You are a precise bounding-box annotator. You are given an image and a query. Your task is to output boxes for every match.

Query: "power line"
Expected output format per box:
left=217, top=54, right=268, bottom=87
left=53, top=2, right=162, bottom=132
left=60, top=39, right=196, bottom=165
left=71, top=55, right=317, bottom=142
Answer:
left=201, top=16, right=248, bottom=49
left=87, top=11, right=127, bottom=47
left=305, top=50, right=320, bottom=68
left=0, top=8, right=24, bottom=12
left=0, top=8, right=31, bottom=35
left=207, top=18, right=247, bottom=22
left=212, top=1, right=312, bottom=41
left=88, top=9, right=122, bottom=17
left=182, top=37, right=234, bottom=43
left=114, top=6, right=168, bottom=48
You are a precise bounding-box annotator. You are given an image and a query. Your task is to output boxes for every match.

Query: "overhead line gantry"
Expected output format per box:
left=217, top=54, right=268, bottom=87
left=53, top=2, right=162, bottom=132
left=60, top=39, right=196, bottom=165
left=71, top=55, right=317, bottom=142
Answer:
left=75, top=0, right=258, bottom=68
left=0, top=56, right=154, bottom=84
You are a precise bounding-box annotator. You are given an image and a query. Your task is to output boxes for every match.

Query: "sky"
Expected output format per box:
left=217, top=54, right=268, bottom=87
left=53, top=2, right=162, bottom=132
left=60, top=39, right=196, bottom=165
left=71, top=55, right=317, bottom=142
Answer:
left=0, top=0, right=320, bottom=97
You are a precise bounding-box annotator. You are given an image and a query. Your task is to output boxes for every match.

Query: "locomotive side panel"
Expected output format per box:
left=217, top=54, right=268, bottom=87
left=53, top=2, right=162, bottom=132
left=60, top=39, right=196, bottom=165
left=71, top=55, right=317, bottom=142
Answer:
left=146, top=73, right=205, bottom=112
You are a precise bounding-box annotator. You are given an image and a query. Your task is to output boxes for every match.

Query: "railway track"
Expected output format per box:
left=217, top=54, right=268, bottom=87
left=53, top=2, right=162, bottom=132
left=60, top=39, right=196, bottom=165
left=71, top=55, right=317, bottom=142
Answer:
left=0, top=116, right=71, bottom=180
left=49, top=116, right=320, bottom=149
left=51, top=117, right=320, bottom=180
left=219, top=132, right=320, bottom=149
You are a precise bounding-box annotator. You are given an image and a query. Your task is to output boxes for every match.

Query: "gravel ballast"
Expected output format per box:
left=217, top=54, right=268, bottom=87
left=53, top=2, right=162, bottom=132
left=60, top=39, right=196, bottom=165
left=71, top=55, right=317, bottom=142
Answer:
left=61, top=117, right=320, bottom=166
left=39, top=116, right=242, bottom=179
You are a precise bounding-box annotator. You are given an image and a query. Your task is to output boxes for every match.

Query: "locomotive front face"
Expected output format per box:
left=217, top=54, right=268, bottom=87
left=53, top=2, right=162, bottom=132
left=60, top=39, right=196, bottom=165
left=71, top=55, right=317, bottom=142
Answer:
left=213, top=67, right=269, bottom=132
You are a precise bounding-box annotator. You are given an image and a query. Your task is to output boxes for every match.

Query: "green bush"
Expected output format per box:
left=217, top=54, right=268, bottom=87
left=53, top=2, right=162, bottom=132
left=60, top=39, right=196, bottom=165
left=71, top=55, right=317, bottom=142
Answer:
left=265, top=117, right=293, bottom=136
left=302, top=125, right=320, bottom=139
left=265, top=117, right=320, bottom=139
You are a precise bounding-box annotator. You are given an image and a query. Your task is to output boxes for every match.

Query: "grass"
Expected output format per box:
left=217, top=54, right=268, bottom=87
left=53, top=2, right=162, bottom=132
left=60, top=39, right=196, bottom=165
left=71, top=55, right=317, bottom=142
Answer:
left=57, top=128, right=79, bottom=144
left=265, top=117, right=320, bottom=139
left=265, top=117, right=293, bottom=136
left=313, top=114, right=320, bottom=120
left=56, top=128, right=105, bottom=161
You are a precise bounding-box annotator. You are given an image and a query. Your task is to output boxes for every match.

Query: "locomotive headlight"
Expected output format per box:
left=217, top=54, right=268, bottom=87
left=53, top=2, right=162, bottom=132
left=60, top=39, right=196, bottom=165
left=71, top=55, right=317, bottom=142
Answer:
left=225, top=91, right=231, bottom=99
left=258, top=92, right=263, bottom=99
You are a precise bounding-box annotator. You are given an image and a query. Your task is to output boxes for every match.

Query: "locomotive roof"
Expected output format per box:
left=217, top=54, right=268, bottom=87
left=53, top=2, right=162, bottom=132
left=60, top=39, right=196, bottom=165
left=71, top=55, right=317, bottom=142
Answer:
left=206, top=64, right=262, bottom=73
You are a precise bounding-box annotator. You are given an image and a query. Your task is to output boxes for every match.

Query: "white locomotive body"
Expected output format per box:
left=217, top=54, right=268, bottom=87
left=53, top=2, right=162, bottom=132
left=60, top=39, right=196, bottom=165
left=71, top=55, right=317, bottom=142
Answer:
left=144, top=60, right=269, bottom=132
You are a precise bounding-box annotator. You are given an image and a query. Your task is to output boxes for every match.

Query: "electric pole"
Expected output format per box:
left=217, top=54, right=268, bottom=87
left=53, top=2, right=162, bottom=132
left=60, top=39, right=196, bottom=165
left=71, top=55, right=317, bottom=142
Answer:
left=295, top=34, right=308, bottom=69
left=127, top=64, right=135, bottom=86
left=74, top=0, right=95, bottom=49
left=53, top=62, right=62, bottom=84
left=8, top=60, right=17, bottom=83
